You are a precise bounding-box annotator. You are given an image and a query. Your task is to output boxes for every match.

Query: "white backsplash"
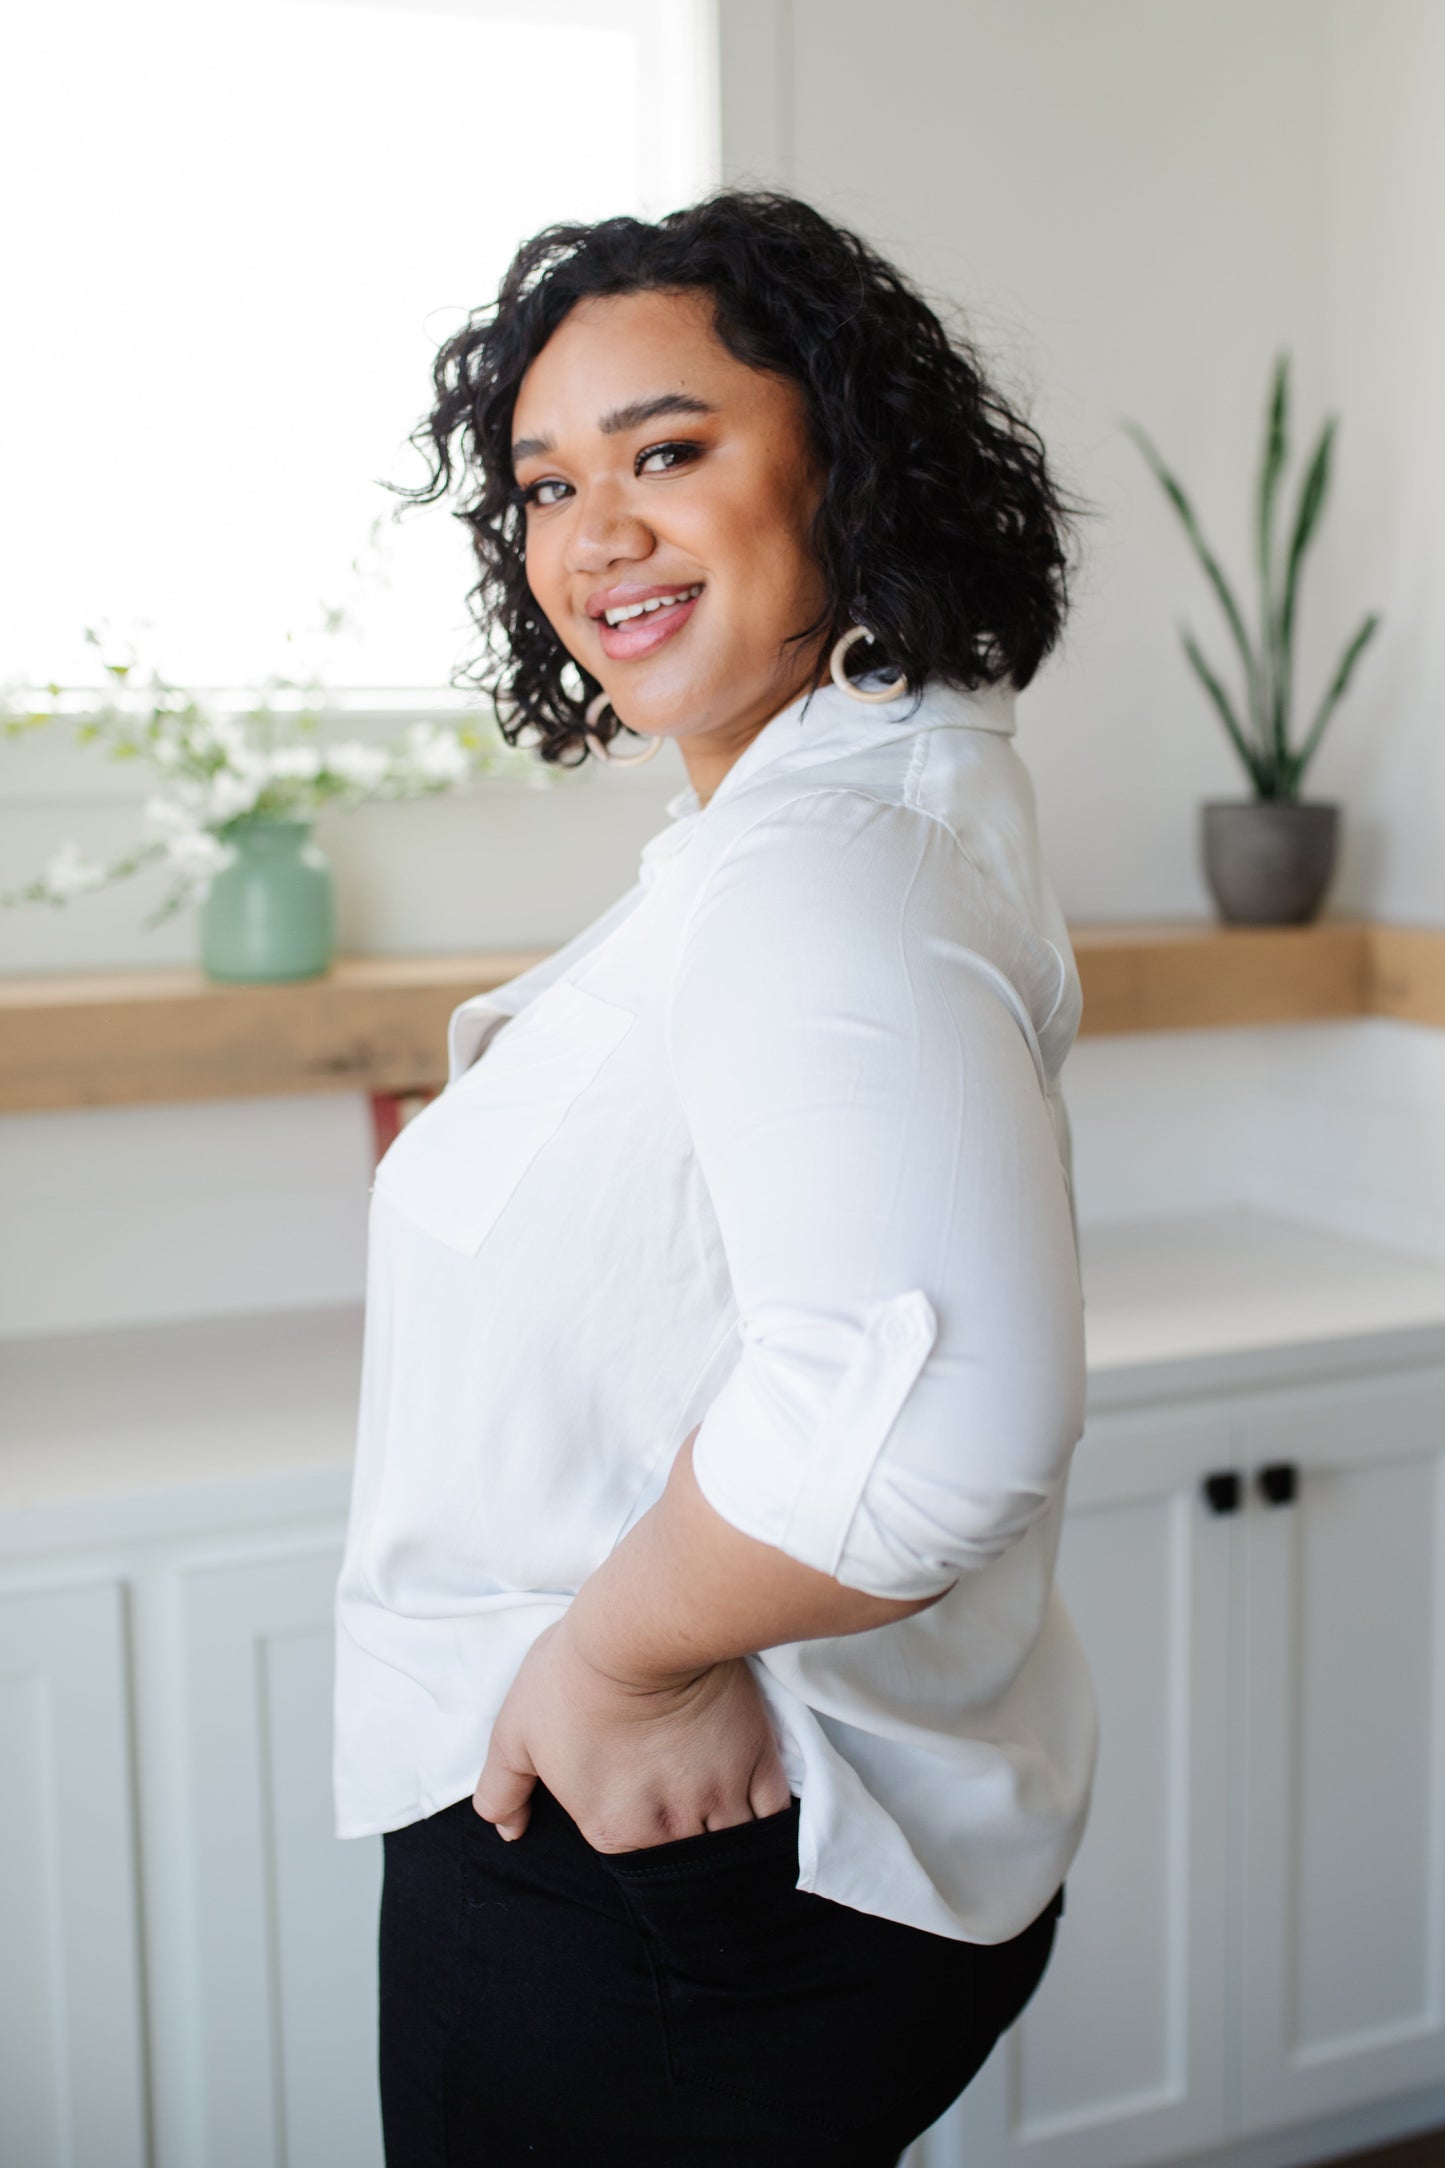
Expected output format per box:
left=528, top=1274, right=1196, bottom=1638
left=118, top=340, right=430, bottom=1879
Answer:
left=2, top=1017, right=1443, bottom=1340
left=1066, top=1017, right=1445, bottom=1266
left=0, top=1091, right=374, bottom=1338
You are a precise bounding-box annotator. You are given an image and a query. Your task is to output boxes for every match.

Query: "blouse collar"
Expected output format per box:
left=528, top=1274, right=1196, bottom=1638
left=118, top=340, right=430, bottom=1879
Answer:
left=648, top=673, right=1017, bottom=842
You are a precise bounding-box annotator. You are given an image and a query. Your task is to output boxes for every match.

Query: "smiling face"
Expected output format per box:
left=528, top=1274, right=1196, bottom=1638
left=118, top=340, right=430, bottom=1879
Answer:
left=509, top=287, right=831, bottom=801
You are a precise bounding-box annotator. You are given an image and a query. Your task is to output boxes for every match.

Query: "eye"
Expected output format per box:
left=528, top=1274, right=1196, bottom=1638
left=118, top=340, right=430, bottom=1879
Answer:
left=512, top=475, right=572, bottom=511
left=636, top=439, right=703, bottom=476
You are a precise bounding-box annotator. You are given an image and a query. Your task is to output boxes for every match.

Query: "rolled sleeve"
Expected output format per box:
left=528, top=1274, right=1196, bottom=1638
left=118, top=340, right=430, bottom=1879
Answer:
left=667, top=788, right=1087, bottom=1603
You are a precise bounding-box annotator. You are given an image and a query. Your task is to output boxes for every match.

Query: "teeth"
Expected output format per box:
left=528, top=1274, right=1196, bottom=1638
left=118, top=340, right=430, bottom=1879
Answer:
left=603, top=585, right=702, bottom=627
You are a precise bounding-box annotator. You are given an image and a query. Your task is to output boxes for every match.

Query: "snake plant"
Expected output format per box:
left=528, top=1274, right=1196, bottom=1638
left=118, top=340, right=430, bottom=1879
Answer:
left=1123, top=354, right=1381, bottom=800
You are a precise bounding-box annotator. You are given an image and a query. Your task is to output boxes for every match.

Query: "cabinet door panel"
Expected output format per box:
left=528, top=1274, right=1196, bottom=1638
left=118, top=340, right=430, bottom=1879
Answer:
left=918, top=1406, right=1232, bottom=2168
left=0, top=1580, right=147, bottom=2168
left=1240, top=1371, right=1445, bottom=2132
left=178, top=1543, right=383, bottom=2168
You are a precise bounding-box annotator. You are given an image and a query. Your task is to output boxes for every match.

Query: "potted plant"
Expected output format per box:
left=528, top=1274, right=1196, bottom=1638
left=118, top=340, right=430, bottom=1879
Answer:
left=1123, top=354, right=1382, bottom=925
left=1, top=623, right=545, bottom=982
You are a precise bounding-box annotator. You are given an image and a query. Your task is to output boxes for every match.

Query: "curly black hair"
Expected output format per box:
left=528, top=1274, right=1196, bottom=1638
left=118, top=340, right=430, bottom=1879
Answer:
left=392, top=188, right=1085, bottom=765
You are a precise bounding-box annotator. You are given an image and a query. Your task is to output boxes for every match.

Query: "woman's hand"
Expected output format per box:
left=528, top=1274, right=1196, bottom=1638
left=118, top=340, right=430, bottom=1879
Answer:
left=472, top=1610, right=791, bottom=1850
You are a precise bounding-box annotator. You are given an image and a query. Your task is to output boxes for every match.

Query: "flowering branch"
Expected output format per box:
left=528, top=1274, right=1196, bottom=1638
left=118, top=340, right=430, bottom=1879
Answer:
left=2, top=620, right=544, bottom=925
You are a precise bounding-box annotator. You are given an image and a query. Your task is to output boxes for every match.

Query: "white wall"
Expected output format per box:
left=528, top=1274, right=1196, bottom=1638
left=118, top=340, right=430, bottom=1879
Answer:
left=727, top=0, right=1444, bottom=933
left=719, top=0, right=1419, bottom=926
left=1318, top=1, right=1445, bottom=925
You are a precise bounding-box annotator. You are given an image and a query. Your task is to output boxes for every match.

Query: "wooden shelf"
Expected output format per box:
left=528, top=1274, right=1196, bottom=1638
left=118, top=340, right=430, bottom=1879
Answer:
left=1, top=919, right=1442, bottom=1115
left=0, top=951, right=549, bottom=1113
left=1068, top=918, right=1374, bottom=1034
left=1366, top=923, right=1445, bottom=1027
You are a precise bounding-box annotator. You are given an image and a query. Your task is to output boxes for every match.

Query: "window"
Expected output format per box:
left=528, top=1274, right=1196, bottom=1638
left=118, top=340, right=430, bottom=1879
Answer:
left=0, top=0, right=718, bottom=699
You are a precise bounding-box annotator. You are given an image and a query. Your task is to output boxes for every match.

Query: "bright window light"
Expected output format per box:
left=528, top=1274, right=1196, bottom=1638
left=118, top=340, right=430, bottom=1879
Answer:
left=0, top=0, right=718, bottom=697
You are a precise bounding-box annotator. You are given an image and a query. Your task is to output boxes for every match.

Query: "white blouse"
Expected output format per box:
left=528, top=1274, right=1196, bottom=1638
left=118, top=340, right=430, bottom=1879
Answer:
left=333, top=671, right=1099, bottom=1944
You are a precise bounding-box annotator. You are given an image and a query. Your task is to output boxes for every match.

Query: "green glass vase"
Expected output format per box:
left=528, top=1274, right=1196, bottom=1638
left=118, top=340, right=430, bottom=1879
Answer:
left=199, top=818, right=335, bottom=983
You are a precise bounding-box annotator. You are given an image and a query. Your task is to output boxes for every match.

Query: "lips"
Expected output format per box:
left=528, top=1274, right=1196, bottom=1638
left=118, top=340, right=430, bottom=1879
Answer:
left=590, top=584, right=704, bottom=663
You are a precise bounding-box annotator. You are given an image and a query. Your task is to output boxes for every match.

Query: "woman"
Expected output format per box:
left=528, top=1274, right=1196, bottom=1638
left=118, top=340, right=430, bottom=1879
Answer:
left=335, top=189, right=1098, bottom=2166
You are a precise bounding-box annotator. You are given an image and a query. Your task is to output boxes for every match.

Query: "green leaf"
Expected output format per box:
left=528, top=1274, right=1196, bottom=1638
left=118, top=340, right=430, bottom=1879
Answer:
left=1291, top=610, right=1381, bottom=782
left=1275, top=417, right=1335, bottom=757
left=1122, top=418, right=1265, bottom=748
left=1256, top=354, right=1290, bottom=765
left=1181, top=627, right=1266, bottom=790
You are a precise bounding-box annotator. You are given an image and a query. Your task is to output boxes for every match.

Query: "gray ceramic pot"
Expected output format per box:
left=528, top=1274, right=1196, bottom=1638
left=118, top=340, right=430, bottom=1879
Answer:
left=1201, top=799, right=1340, bottom=925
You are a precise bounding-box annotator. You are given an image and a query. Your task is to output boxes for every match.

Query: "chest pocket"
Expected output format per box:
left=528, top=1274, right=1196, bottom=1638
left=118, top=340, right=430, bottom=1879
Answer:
left=373, top=977, right=637, bottom=1257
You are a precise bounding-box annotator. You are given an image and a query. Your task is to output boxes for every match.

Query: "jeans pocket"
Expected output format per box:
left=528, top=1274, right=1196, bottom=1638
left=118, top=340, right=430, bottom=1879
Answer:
left=599, top=1801, right=981, bottom=2144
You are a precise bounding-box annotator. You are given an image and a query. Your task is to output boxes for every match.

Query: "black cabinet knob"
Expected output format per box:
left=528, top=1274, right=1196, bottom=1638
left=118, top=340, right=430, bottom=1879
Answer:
left=1257, top=1461, right=1298, bottom=1507
left=1202, top=1470, right=1242, bottom=1514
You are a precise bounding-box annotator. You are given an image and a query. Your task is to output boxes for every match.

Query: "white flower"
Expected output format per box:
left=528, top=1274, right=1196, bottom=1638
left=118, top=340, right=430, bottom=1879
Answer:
left=265, top=743, right=324, bottom=782
left=324, top=740, right=391, bottom=790
left=144, top=793, right=192, bottom=832
left=44, top=839, right=107, bottom=898
left=402, top=721, right=472, bottom=785
left=139, top=794, right=233, bottom=879
left=4, top=686, right=60, bottom=725
left=164, top=828, right=233, bottom=875
left=205, top=769, right=264, bottom=824
left=204, top=714, right=250, bottom=763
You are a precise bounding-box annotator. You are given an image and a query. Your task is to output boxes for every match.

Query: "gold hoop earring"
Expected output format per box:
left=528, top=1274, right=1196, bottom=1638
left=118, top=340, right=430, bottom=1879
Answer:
left=828, top=624, right=908, bottom=704
left=583, top=690, right=664, bottom=765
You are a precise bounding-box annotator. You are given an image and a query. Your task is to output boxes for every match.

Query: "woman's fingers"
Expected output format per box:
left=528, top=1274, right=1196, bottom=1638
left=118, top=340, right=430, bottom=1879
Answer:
left=749, top=1761, right=795, bottom=1821
left=473, top=1724, right=538, bottom=1841
left=476, top=1626, right=790, bottom=1850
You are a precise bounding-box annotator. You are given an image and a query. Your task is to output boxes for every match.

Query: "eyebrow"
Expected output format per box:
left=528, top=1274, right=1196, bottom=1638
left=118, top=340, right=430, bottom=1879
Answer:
left=511, top=392, right=716, bottom=468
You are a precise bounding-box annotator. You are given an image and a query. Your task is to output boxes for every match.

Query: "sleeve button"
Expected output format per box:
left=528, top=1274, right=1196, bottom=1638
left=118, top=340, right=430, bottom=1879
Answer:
left=879, top=1309, right=918, bottom=1350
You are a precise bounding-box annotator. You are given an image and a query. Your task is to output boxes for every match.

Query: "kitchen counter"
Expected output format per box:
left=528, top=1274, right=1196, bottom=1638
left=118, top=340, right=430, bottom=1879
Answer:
left=1080, top=1207, right=1445, bottom=1406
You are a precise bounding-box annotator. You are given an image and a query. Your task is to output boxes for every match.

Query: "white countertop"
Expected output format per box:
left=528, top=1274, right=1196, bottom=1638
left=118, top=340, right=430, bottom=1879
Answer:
left=5, top=1210, right=1445, bottom=1523
left=1081, top=1209, right=1445, bottom=1375
left=0, top=1303, right=365, bottom=1521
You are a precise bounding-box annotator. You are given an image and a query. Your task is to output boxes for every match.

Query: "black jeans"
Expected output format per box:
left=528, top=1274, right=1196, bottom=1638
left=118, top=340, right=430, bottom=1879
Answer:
left=379, top=1780, right=1063, bottom=2167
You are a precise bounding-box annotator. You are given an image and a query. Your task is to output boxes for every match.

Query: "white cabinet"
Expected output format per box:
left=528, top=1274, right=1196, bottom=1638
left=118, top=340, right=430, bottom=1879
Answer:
left=920, top=1403, right=1236, bottom=2168
left=0, top=1483, right=382, bottom=2168
left=0, top=1304, right=382, bottom=2168
left=1239, top=1370, right=1445, bottom=2133
left=917, top=1359, right=1445, bottom=2168
left=176, top=1542, right=383, bottom=2168
left=0, top=1580, right=148, bottom=2168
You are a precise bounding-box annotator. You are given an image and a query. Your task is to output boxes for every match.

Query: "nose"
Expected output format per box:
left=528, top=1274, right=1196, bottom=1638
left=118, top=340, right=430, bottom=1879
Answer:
left=564, top=481, right=655, bottom=576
